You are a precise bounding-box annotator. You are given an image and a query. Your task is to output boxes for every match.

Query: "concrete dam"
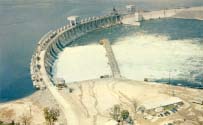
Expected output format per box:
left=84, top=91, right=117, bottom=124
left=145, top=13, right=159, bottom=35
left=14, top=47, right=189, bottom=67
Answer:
left=30, top=5, right=203, bottom=89
left=30, top=13, right=121, bottom=89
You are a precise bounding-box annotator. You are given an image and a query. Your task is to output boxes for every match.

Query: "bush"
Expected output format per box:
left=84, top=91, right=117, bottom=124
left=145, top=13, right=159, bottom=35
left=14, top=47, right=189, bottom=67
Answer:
left=121, top=110, right=129, bottom=120
left=44, top=107, right=60, bottom=125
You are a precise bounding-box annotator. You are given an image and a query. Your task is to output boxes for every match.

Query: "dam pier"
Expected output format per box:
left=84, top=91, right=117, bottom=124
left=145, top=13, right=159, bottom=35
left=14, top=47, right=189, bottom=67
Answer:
left=100, top=39, right=121, bottom=78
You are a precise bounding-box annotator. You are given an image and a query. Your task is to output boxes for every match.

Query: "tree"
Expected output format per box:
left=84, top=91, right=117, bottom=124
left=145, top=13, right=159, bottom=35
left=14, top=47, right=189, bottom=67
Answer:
left=8, top=120, right=15, bottom=125
left=44, top=107, right=60, bottom=125
left=121, top=110, right=129, bottom=120
left=110, top=105, right=121, bottom=121
left=20, top=113, right=32, bottom=125
left=36, top=56, right=40, bottom=61
left=132, top=100, right=137, bottom=120
left=120, top=110, right=130, bottom=125
left=133, top=101, right=137, bottom=112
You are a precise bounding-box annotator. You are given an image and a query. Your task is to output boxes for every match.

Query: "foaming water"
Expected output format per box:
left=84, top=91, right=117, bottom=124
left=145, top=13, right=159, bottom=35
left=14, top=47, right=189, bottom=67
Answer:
left=113, top=33, right=203, bottom=87
left=54, top=45, right=111, bottom=82
left=54, top=32, right=203, bottom=87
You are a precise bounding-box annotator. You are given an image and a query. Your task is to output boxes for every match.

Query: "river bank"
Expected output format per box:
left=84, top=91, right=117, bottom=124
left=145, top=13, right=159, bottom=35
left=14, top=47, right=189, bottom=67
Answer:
left=141, top=6, right=203, bottom=21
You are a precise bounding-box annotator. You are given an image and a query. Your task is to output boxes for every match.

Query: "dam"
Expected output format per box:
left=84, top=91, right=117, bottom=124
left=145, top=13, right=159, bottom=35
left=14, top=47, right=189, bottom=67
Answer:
left=30, top=12, right=121, bottom=89
left=30, top=5, right=203, bottom=89
left=30, top=5, right=203, bottom=124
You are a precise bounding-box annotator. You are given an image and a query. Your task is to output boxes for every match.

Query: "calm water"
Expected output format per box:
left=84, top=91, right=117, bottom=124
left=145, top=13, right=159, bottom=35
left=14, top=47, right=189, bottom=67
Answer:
left=0, top=0, right=203, bottom=102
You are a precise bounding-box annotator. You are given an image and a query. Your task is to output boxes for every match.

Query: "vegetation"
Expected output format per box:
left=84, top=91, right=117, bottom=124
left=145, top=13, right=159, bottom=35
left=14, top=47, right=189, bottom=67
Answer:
left=110, top=105, right=134, bottom=125
left=20, top=113, right=32, bottom=125
left=110, top=104, right=121, bottom=121
left=0, top=120, right=19, bottom=125
left=164, top=104, right=176, bottom=111
left=44, top=107, right=60, bottom=125
left=133, top=101, right=137, bottom=112
left=121, top=110, right=129, bottom=120
left=36, top=56, right=40, bottom=61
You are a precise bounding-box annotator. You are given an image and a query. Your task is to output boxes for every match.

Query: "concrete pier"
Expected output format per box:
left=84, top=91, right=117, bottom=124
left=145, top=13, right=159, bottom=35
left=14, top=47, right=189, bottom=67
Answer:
left=99, top=39, right=121, bottom=78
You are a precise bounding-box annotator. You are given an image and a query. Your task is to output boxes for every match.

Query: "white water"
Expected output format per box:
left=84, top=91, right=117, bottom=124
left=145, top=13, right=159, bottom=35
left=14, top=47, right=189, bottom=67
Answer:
left=54, top=33, right=203, bottom=84
left=53, top=45, right=111, bottom=82
left=113, top=34, right=203, bottom=83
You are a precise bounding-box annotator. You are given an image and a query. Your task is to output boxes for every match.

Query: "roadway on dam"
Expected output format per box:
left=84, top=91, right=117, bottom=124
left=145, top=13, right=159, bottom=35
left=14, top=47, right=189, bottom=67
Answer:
left=40, top=51, right=79, bottom=125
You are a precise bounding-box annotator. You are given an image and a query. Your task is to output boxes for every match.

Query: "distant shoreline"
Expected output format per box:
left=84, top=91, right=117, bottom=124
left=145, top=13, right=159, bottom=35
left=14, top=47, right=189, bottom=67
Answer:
left=140, top=6, right=203, bottom=21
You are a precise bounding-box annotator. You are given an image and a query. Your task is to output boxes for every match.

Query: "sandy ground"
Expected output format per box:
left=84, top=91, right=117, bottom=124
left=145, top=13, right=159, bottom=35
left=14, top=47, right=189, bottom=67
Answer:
left=173, top=10, right=203, bottom=20
left=0, top=79, right=202, bottom=125
left=59, top=79, right=203, bottom=125
left=0, top=93, right=45, bottom=124
left=173, top=6, right=203, bottom=20
left=123, top=6, right=203, bottom=23
left=0, top=90, right=66, bottom=125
